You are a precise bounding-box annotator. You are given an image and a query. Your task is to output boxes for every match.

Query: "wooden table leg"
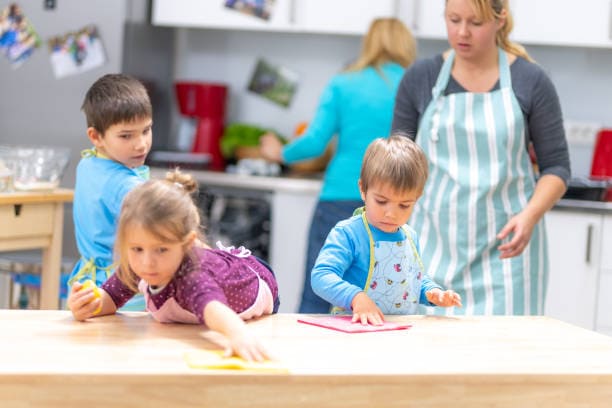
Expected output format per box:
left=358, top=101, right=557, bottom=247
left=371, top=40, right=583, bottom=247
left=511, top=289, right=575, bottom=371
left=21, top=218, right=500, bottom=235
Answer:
left=39, top=202, right=64, bottom=310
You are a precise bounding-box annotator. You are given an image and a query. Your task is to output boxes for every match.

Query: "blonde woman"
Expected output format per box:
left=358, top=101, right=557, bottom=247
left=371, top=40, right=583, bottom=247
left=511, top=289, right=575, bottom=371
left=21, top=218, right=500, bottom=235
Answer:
left=392, top=0, right=570, bottom=316
left=260, top=18, right=417, bottom=313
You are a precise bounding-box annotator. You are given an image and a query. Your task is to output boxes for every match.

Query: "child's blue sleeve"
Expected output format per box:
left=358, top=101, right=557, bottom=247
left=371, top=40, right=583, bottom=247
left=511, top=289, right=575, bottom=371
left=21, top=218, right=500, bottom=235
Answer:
left=311, top=224, right=362, bottom=311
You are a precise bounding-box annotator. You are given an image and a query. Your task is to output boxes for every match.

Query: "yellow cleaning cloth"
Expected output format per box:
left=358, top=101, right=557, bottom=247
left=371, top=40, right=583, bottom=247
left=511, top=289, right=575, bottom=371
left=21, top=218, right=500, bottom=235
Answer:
left=184, top=350, right=288, bottom=373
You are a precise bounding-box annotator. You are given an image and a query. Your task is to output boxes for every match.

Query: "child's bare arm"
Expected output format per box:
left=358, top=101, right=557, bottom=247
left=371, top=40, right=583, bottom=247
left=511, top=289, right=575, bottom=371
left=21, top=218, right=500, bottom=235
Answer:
left=67, top=282, right=117, bottom=321
left=203, top=300, right=270, bottom=362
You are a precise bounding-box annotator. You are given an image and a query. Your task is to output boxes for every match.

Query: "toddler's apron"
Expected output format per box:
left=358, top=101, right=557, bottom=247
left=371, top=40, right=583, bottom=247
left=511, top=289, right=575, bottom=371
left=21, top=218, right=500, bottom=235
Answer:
left=333, top=211, right=425, bottom=315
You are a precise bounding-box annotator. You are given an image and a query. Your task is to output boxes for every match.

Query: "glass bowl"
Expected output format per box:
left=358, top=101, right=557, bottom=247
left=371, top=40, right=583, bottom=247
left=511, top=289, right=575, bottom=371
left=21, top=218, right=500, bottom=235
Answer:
left=0, top=145, right=70, bottom=192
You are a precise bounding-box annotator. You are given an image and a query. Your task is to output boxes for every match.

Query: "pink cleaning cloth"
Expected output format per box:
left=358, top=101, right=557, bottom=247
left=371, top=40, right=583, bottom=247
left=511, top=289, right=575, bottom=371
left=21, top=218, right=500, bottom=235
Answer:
left=297, top=315, right=411, bottom=333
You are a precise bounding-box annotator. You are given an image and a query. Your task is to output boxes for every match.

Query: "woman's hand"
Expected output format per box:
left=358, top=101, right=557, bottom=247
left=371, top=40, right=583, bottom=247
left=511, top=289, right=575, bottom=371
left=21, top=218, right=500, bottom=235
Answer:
left=350, top=292, right=385, bottom=325
left=67, top=282, right=103, bottom=321
left=497, top=174, right=567, bottom=259
left=426, top=288, right=462, bottom=307
left=497, top=211, right=538, bottom=258
left=259, top=132, right=284, bottom=163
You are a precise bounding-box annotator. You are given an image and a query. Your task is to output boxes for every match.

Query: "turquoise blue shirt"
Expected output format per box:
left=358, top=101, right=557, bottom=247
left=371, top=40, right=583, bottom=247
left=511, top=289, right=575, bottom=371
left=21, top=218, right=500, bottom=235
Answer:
left=69, top=155, right=147, bottom=285
left=311, top=214, right=441, bottom=311
left=282, top=63, right=405, bottom=200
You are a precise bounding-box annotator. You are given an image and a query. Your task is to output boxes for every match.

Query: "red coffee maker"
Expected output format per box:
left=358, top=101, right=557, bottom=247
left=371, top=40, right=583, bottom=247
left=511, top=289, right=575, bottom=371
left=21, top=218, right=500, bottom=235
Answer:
left=175, top=82, right=228, bottom=170
left=590, top=128, right=612, bottom=201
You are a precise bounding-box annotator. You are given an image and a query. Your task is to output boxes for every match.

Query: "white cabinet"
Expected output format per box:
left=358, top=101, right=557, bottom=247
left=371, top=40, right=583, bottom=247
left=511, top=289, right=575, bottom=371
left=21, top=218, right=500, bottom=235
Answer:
left=152, top=0, right=397, bottom=35
left=152, top=0, right=294, bottom=31
left=512, top=0, right=612, bottom=48
left=292, top=0, right=396, bottom=35
left=397, top=0, right=446, bottom=40
left=544, top=210, right=602, bottom=330
left=398, top=0, right=612, bottom=48
left=270, top=189, right=318, bottom=313
left=596, top=215, right=612, bottom=335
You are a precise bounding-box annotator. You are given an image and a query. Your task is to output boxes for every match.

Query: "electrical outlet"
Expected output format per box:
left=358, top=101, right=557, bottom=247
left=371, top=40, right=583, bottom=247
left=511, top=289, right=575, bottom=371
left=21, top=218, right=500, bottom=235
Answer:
left=564, top=120, right=601, bottom=146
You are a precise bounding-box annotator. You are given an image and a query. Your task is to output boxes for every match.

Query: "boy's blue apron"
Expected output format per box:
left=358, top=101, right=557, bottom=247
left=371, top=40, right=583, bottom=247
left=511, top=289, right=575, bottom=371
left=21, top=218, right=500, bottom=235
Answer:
left=333, top=210, right=426, bottom=315
left=67, top=148, right=149, bottom=311
left=411, top=48, right=547, bottom=316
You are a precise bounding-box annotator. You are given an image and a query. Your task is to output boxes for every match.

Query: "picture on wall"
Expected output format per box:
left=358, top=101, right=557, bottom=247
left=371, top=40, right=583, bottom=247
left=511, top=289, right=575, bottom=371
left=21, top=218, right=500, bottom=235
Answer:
left=48, top=24, right=106, bottom=79
left=247, top=58, right=298, bottom=108
left=224, top=0, right=275, bottom=21
left=0, top=3, right=41, bottom=68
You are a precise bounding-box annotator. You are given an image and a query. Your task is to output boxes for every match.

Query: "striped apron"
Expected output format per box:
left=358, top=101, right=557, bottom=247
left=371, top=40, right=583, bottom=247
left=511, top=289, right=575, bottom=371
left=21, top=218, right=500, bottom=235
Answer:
left=412, top=48, right=547, bottom=315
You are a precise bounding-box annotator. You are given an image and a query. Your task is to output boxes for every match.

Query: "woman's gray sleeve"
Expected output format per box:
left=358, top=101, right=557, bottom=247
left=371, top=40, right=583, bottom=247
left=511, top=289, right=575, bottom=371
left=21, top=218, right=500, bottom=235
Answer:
left=391, top=60, right=436, bottom=141
left=521, top=65, right=571, bottom=185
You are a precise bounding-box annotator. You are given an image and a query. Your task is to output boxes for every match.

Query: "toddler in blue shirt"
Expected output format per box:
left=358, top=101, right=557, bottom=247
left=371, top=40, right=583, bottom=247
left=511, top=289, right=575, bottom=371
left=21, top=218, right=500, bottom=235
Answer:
left=311, top=135, right=462, bottom=325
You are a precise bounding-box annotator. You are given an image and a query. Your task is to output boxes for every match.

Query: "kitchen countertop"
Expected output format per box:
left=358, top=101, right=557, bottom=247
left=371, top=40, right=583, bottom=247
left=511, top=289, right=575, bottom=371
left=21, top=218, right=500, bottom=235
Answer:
left=151, top=168, right=612, bottom=213
left=551, top=198, right=612, bottom=214
left=150, top=167, right=322, bottom=195
left=2, top=310, right=612, bottom=407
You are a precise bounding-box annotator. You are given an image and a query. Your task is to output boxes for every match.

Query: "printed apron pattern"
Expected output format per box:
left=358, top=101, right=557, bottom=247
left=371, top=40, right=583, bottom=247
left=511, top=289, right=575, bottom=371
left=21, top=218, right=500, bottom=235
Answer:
left=361, top=212, right=425, bottom=315
left=411, top=48, right=547, bottom=316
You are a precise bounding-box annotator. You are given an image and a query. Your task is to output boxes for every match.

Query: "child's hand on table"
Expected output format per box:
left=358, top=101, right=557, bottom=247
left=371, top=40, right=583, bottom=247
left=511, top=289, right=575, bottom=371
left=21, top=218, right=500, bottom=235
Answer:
left=426, top=288, right=462, bottom=308
left=226, top=326, right=271, bottom=363
left=350, top=292, right=385, bottom=326
left=67, top=281, right=102, bottom=321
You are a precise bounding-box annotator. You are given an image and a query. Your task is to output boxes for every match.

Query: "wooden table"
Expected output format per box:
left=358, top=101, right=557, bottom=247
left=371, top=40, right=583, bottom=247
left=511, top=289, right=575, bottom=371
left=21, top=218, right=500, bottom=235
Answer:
left=1, top=311, right=612, bottom=407
left=0, top=189, right=73, bottom=309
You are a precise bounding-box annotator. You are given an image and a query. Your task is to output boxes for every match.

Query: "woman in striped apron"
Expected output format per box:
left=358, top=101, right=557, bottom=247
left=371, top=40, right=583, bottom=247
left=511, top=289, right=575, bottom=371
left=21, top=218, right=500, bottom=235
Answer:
left=392, top=0, right=570, bottom=315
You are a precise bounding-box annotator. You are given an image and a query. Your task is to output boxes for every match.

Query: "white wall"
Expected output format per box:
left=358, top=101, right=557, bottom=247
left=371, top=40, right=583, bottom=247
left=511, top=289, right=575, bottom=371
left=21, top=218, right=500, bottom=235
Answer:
left=173, top=28, right=361, bottom=141
left=174, top=29, right=612, bottom=176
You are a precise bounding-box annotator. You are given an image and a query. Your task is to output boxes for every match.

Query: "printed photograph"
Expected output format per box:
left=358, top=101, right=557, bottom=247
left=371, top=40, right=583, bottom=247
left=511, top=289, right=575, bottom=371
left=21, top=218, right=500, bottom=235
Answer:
left=224, top=0, right=275, bottom=21
left=48, top=24, right=106, bottom=79
left=247, top=58, right=298, bottom=108
left=0, top=3, right=41, bottom=68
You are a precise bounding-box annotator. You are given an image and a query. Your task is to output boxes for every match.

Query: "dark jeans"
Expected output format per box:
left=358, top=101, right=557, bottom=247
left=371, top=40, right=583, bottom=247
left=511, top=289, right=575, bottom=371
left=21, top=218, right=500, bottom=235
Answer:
left=298, top=200, right=362, bottom=313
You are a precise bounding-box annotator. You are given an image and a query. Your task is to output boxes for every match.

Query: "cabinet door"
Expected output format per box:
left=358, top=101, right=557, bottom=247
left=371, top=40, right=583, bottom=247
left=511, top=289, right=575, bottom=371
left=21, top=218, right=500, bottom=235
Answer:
left=544, top=211, right=602, bottom=330
left=596, top=215, right=612, bottom=332
left=152, top=0, right=293, bottom=31
left=398, top=0, right=447, bottom=40
left=292, top=0, right=397, bottom=35
left=601, top=214, right=612, bottom=271
left=512, top=0, right=612, bottom=48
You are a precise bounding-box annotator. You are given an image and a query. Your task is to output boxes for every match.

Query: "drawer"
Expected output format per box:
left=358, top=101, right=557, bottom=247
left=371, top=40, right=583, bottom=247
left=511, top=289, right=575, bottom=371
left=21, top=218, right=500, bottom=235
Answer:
left=0, top=203, right=55, bottom=239
left=602, top=216, right=612, bottom=270
left=596, top=269, right=612, bottom=329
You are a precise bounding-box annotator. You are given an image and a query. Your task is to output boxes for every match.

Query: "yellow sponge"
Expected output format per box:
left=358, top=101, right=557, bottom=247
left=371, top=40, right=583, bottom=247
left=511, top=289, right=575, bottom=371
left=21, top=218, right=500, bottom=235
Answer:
left=184, top=350, right=288, bottom=373
left=80, top=279, right=102, bottom=315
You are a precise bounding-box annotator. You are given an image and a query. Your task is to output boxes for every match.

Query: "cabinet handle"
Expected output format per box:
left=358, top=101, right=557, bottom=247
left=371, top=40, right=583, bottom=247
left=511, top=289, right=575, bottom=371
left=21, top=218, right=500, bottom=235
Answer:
left=412, top=0, right=420, bottom=31
left=585, top=224, right=594, bottom=264
left=289, top=0, right=296, bottom=25
left=609, top=0, right=612, bottom=40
